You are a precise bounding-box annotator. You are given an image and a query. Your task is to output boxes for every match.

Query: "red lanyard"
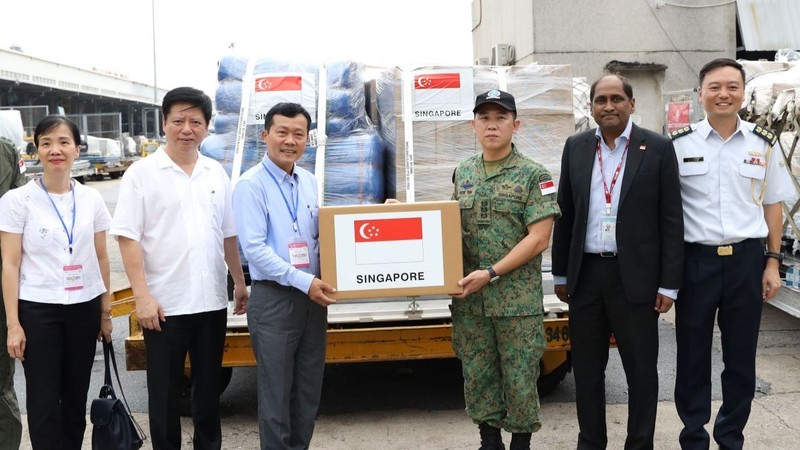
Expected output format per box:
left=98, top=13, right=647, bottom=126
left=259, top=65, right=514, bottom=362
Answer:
left=596, top=137, right=629, bottom=215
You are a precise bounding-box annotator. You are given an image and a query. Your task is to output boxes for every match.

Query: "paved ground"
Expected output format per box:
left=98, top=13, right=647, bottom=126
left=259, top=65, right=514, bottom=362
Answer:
left=13, top=178, right=800, bottom=448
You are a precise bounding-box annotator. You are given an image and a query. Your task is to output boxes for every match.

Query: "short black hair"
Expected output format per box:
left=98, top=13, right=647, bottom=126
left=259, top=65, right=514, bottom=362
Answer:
left=590, top=74, right=634, bottom=102
left=34, top=115, right=81, bottom=147
left=699, top=58, right=745, bottom=86
left=162, top=87, right=212, bottom=124
left=264, top=102, right=311, bottom=132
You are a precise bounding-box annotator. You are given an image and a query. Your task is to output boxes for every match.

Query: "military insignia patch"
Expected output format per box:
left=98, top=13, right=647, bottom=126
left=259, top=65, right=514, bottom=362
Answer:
left=668, top=126, right=693, bottom=140
left=753, top=125, right=778, bottom=147
left=539, top=179, right=556, bottom=196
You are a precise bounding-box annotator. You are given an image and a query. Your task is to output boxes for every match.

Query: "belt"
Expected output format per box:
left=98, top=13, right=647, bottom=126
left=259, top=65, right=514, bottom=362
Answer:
left=585, top=252, right=617, bottom=258
left=685, top=238, right=759, bottom=257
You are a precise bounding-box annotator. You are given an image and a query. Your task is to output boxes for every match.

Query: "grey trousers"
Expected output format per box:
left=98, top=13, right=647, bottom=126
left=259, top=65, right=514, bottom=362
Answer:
left=248, top=280, right=327, bottom=450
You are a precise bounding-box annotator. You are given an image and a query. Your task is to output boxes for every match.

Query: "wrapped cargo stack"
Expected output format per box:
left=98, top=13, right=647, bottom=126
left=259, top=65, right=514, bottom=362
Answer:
left=203, top=56, right=384, bottom=206
left=323, top=61, right=385, bottom=206
left=375, top=64, right=574, bottom=202
left=202, top=55, right=320, bottom=176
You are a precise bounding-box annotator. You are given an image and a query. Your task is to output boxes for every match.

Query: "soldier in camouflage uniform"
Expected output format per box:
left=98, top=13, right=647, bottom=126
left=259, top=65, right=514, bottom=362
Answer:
left=0, top=136, right=25, bottom=450
left=452, top=90, right=560, bottom=450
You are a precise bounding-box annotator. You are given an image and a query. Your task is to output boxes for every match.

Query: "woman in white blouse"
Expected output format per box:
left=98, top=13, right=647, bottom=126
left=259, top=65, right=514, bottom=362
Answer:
left=0, top=116, right=112, bottom=450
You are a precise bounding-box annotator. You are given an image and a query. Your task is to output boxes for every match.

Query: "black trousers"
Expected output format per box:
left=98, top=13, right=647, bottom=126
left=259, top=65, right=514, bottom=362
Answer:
left=570, top=255, right=660, bottom=450
left=18, top=296, right=100, bottom=450
left=675, top=239, right=764, bottom=450
left=143, top=308, right=227, bottom=450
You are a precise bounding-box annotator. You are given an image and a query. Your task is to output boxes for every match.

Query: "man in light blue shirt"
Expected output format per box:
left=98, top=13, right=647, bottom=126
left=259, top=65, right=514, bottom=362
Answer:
left=232, top=102, right=336, bottom=450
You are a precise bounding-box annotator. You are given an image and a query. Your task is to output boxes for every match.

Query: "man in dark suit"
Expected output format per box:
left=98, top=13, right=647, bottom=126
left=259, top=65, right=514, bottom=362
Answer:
left=551, top=74, right=684, bottom=449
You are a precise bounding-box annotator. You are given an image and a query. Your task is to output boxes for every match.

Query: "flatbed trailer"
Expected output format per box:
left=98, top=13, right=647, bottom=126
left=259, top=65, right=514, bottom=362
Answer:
left=84, top=157, right=137, bottom=180
left=110, top=275, right=580, bottom=397
left=24, top=159, right=94, bottom=183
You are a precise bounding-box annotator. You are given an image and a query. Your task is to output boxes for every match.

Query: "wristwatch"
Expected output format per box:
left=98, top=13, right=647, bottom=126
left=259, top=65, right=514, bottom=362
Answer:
left=486, top=266, right=500, bottom=283
left=765, top=251, right=784, bottom=263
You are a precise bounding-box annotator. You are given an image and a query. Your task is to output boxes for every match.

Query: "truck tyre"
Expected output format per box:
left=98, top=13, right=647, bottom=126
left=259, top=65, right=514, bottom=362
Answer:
left=537, top=356, right=570, bottom=397
left=180, top=367, right=234, bottom=417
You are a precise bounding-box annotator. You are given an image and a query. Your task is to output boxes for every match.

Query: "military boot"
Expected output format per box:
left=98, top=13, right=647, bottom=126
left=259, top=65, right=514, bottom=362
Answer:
left=509, top=432, right=531, bottom=450
left=478, top=423, right=505, bottom=450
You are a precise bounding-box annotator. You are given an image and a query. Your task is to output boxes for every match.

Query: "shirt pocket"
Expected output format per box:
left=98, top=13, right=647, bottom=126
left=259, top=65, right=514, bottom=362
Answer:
left=678, top=161, right=709, bottom=176
left=492, top=198, right=526, bottom=215
left=307, top=203, right=319, bottom=239
left=458, top=195, right=475, bottom=235
left=739, top=162, right=766, bottom=180
left=203, top=183, right=226, bottom=228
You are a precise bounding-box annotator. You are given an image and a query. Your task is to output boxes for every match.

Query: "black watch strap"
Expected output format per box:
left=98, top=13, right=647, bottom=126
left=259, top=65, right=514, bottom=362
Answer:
left=486, top=266, right=499, bottom=283
left=765, top=251, right=784, bottom=263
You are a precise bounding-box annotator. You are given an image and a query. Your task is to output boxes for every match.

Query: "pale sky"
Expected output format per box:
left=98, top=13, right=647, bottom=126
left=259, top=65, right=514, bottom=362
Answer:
left=2, top=0, right=474, bottom=96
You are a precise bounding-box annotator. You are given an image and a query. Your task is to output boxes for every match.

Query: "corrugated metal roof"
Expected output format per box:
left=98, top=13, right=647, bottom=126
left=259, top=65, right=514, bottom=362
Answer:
left=737, top=0, right=800, bottom=51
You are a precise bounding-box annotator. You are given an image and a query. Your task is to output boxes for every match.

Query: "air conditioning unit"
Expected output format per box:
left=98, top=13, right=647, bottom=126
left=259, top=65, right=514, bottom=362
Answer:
left=490, top=44, right=515, bottom=66
left=474, top=57, right=490, bottom=66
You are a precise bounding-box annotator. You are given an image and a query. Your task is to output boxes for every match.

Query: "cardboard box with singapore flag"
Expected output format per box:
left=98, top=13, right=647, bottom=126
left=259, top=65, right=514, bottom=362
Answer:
left=319, top=201, right=463, bottom=300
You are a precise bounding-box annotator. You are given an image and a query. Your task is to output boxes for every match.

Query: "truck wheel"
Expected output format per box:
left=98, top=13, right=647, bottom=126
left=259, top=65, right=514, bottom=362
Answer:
left=180, top=367, right=234, bottom=417
left=537, top=353, right=571, bottom=397
left=110, top=171, right=121, bottom=179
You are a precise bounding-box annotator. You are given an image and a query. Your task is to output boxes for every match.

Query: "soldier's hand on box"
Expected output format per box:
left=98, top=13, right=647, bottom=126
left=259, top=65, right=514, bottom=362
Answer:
left=453, top=269, right=491, bottom=299
left=554, top=284, right=569, bottom=303
left=309, top=278, right=337, bottom=307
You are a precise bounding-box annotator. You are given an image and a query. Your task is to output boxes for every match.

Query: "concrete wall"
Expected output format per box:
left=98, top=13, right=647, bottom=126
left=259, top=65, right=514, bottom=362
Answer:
left=471, top=0, right=737, bottom=131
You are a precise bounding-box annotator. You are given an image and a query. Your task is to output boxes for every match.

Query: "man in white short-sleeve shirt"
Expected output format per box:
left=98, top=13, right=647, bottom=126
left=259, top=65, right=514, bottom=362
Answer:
left=110, top=87, right=247, bottom=450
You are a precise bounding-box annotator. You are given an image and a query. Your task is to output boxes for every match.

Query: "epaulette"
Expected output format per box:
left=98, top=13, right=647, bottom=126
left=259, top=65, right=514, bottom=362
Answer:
left=753, top=125, right=778, bottom=147
left=668, top=126, right=693, bottom=141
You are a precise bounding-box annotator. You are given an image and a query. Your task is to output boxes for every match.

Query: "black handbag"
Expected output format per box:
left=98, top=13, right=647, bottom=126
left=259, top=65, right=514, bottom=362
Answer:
left=90, top=340, right=146, bottom=450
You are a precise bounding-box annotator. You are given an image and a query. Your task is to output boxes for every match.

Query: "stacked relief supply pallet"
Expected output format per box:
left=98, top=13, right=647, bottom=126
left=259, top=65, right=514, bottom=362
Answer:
left=376, top=64, right=575, bottom=203
left=202, top=56, right=385, bottom=206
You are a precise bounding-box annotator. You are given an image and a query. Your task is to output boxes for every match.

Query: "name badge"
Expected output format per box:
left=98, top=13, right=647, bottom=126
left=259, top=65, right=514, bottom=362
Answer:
left=288, top=240, right=310, bottom=268
left=600, top=215, right=616, bottom=245
left=64, top=264, right=84, bottom=291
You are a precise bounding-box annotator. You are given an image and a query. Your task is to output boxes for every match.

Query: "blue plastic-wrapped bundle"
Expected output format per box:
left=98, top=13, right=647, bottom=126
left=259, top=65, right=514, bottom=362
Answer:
left=325, top=61, right=368, bottom=138
left=215, top=80, right=243, bottom=114
left=217, top=55, right=248, bottom=81
left=326, top=61, right=361, bottom=89
left=375, top=68, right=401, bottom=199
left=200, top=133, right=266, bottom=178
left=213, top=113, right=239, bottom=135
left=323, top=130, right=384, bottom=205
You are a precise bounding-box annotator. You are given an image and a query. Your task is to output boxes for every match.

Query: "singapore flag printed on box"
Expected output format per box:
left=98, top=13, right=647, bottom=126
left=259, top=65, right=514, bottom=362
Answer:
left=334, top=211, right=444, bottom=291
left=354, top=217, right=424, bottom=265
left=411, top=68, right=474, bottom=122
left=247, top=72, right=316, bottom=126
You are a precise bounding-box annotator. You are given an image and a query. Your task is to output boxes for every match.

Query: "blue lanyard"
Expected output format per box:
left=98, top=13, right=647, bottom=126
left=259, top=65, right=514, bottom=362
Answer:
left=263, top=162, right=299, bottom=232
left=39, top=179, right=76, bottom=255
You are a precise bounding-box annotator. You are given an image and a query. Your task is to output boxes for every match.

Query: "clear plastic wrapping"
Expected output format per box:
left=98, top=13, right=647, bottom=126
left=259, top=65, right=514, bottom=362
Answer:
left=375, top=64, right=574, bottom=202
left=203, top=55, right=384, bottom=206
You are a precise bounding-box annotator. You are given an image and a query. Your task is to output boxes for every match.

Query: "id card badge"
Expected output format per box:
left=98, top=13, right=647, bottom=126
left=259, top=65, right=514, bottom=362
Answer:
left=63, top=264, right=84, bottom=291
left=600, top=215, right=617, bottom=244
left=288, top=240, right=311, bottom=268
